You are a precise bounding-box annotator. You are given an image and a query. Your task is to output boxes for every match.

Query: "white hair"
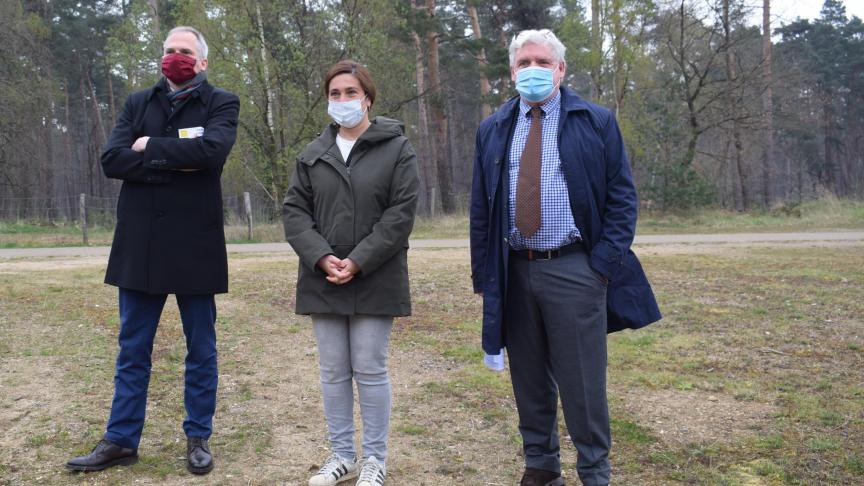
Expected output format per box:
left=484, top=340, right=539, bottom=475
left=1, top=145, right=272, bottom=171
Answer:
left=508, top=29, right=566, bottom=67
left=165, top=26, right=209, bottom=59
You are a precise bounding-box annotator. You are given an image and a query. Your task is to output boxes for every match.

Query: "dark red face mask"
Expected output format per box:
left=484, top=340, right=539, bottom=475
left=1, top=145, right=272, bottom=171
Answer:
left=161, top=53, right=197, bottom=84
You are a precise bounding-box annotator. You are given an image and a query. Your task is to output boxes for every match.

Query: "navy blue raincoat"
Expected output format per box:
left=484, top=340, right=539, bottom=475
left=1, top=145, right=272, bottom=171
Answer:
left=470, top=87, right=661, bottom=355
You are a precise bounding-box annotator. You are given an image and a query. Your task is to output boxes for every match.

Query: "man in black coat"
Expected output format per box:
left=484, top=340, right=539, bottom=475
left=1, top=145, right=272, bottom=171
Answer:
left=66, top=26, right=239, bottom=475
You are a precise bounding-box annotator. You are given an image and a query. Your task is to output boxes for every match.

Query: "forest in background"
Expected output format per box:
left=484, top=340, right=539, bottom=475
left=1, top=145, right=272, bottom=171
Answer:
left=1, top=0, right=863, bottom=223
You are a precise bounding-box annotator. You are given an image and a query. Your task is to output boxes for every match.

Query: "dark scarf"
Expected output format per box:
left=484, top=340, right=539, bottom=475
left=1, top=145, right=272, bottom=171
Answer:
left=167, top=70, right=208, bottom=107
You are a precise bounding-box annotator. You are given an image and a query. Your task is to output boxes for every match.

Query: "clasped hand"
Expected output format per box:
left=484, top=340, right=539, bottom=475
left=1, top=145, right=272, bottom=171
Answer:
left=131, top=136, right=149, bottom=152
left=317, top=255, right=358, bottom=285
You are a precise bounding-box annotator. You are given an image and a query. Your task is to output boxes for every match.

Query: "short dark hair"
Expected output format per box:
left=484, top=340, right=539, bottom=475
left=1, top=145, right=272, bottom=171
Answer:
left=324, top=60, right=377, bottom=107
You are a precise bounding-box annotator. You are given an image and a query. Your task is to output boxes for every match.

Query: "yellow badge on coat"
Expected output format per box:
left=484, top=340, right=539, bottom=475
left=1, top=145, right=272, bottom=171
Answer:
left=178, top=126, right=204, bottom=139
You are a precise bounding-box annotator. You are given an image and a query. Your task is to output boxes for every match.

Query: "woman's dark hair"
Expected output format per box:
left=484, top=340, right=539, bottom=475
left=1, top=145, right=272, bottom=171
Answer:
left=324, top=60, right=377, bottom=107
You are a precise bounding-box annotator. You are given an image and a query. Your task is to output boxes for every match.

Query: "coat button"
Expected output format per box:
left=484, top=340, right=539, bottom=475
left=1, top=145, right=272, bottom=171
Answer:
left=165, top=125, right=173, bottom=133
left=155, top=211, right=165, bottom=217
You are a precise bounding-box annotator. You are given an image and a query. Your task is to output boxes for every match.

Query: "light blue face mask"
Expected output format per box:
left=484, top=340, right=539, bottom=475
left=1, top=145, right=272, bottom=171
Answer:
left=328, top=97, right=367, bottom=128
left=515, top=66, right=558, bottom=103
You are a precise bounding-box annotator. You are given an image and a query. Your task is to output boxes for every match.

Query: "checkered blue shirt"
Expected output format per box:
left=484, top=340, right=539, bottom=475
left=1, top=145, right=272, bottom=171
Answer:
left=508, top=91, right=581, bottom=251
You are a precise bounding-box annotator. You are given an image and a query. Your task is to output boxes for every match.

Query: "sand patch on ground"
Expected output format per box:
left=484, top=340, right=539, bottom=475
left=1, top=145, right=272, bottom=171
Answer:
left=0, top=357, right=77, bottom=481
left=614, top=386, right=777, bottom=445
left=0, top=256, right=108, bottom=272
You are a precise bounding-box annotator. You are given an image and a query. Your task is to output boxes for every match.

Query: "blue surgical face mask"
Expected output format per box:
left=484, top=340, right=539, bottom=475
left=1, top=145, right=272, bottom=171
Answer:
left=515, top=66, right=558, bottom=103
left=328, top=97, right=367, bottom=128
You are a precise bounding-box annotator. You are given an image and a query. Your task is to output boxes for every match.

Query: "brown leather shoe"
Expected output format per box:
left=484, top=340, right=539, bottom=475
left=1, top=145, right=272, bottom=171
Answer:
left=187, top=437, right=214, bottom=475
left=66, top=439, right=138, bottom=472
left=520, top=467, right=566, bottom=486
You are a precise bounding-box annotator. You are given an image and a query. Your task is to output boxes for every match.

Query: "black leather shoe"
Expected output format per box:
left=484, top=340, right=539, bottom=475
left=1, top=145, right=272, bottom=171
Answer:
left=520, top=467, right=566, bottom=486
left=187, top=437, right=214, bottom=475
left=66, top=439, right=138, bottom=472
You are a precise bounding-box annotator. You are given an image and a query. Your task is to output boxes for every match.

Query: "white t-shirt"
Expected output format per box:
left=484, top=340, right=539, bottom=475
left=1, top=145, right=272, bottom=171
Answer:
left=335, top=134, right=356, bottom=164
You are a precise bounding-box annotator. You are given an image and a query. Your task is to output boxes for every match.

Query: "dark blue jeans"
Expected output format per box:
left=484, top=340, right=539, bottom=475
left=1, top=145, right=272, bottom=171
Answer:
left=104, top=288, right=218, bottom=450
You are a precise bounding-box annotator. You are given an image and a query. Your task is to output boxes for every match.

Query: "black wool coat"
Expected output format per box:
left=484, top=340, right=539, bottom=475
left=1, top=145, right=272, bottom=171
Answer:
left=101, top=78, right=240, bottom=295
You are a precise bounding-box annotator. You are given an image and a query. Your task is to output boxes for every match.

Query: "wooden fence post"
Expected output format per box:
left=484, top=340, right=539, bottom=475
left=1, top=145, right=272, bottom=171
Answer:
left=80, top=193, right=88, bottom=246
left=243, top=192, right=253, bottom=240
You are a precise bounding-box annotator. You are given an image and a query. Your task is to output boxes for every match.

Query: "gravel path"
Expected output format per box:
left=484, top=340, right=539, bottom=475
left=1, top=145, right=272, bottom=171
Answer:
left=1, top=231, right=863, bottom=259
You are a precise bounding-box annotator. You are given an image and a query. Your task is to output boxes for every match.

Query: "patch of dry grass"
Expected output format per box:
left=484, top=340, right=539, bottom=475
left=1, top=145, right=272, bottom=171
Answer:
left=638, top=197, right=864, bottom=234
left=0, top=245, right=862, bottom=485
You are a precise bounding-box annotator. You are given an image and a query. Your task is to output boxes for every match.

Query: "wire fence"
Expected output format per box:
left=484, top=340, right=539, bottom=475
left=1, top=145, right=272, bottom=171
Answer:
left=222, top=193, right=281, bottom=225
left=0, top=192, right=281, bottom=228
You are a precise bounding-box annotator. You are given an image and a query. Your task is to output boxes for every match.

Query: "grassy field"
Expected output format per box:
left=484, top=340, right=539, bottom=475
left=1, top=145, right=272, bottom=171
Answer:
left=2, top=199, right=863, bottom=248
left=637, top=199, right=864, bottom=234
left=0, top=242, right=862, bottom=485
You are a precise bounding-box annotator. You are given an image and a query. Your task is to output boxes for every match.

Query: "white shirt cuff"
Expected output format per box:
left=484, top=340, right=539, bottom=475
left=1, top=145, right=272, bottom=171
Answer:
left=483, top=349, right=506, bottom=371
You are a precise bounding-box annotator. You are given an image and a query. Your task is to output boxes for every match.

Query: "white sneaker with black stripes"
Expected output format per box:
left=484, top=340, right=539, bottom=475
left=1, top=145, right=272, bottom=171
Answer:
left=355, top=456, right=386, bottom=486
left=309, top=453, right=358, bottom=486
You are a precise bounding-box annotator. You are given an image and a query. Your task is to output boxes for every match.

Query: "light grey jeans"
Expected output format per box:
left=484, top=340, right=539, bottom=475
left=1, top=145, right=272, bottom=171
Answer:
left=311, top=314, right=393, bottom=462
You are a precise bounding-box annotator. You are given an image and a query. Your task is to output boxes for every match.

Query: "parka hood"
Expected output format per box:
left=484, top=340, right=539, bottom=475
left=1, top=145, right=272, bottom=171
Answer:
left=298, top=116, right=405, bottom=165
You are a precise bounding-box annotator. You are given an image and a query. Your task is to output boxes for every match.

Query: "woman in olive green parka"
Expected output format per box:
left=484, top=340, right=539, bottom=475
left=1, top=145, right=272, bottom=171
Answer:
left=283, top=114, right=418, bottom=316
left=282, top=60, right=418, bottom=486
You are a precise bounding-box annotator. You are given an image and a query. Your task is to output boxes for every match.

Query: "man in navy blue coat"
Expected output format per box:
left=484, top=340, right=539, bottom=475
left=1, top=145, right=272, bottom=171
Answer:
left=470, top=29, right=660, bottom=486
left=67, top=26, right=239, bottom=475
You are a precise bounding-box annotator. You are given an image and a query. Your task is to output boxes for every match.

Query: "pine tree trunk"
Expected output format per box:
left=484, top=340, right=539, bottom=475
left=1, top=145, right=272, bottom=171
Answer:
left=85, top=67, right=107, bottom=146
left=611, top=1, right=624, bottom=117
left=105, top=59, right=117, bottom=127
left=723, top=0, right=748, bottom=209
left=467, top=6, right=491, bottom=120
left=761, top=0, right=774, bottom=206
left=822, top=94, right=838, bottom=193
left=590, top=0, right=602, bottom=101
left=425, top=0, right=455, bottom=213
left=78, top=74, right=95, bottom=196
left=63, top=80, right=75, bottom=201
left=147, top=0, right=162, bottom=57
left=848, top=66, right=864, bottom=196
left=45, top=98, right=55, bottom=219
left=413, top=31, right=436, bottom=215
left=255, top=0, right=282, bottom=209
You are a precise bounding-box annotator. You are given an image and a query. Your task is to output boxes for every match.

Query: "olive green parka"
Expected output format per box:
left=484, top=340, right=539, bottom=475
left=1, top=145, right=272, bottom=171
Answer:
left=282, top=116, right=420, bottom=316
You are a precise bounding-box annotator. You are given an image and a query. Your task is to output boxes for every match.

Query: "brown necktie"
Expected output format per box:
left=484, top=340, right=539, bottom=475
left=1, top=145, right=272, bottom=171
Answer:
left=516, top=107, right=543, bottom=237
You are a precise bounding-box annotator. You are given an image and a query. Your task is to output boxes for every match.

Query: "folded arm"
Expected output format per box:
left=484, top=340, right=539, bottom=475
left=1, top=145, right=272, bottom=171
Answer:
left=100, top=95, right=171, bottom=184
left=142, top=93, right=240, bottom=172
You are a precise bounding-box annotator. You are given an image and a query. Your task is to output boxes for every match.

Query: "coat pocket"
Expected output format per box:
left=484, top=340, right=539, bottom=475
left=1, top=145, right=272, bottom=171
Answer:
left=606, top=250, right=662, bottom=333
